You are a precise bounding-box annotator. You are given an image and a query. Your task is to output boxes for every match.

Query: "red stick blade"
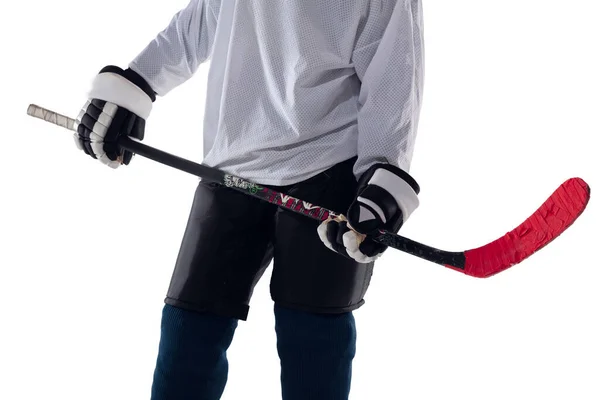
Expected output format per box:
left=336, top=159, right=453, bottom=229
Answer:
left=463, top=178, right=590, bottom=278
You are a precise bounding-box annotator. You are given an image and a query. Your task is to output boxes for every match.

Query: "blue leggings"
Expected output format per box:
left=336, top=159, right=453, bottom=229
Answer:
left=150, top=304, right=357, bottom=400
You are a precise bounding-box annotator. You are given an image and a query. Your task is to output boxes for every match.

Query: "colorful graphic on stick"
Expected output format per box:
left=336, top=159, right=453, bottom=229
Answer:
left=224, top=175, right=262, bottom=194
left=223, top=174, right=339, bottom=221
left=265, top=191, right=340, bottom=221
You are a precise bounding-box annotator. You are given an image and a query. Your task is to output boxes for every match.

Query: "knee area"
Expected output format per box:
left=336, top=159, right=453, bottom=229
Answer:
left=274, top=304, right=356, bottom=349
left=160, top=304, right=238, bottom=347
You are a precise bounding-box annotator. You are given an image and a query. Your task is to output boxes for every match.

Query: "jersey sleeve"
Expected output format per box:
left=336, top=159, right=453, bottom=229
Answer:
left=351, top=0, right=424, bottom=180
left=128, top=0, right=219, bottom=96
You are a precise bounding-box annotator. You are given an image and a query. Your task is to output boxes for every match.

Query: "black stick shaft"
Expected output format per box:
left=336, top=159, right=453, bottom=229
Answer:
left=120, top=137, right=225, bottom=183
left=25, top=103, right=465, bottom=270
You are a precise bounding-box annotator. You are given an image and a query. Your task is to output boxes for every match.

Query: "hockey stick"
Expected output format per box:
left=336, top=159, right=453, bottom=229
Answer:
left=26, top=104, right=590, bottom=278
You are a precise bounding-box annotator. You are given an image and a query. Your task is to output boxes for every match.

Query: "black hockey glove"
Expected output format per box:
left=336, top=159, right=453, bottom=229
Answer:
left=318, top=164, right=420, bottom=263
left=74, top=66, right=156, bottom=168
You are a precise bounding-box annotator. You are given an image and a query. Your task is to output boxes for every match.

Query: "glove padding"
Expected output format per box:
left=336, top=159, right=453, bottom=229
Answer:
left=74, top=66, right=155, bottom=168
left=317, top=163, right=420, bottom=263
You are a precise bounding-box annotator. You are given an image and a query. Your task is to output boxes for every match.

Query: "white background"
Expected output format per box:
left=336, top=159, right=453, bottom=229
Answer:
left=1, top=1, right=598, bottom=399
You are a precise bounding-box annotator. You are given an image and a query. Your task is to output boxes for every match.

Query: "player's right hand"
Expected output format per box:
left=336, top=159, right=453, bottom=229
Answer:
left=317, top=163, right=420, bottom=263
left=74, top=66, right=156, bottom=168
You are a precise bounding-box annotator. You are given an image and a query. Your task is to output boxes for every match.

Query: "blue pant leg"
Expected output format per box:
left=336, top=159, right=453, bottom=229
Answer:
left=150, top=304, right=238, bottom=400
left=274, top=304, right=357, bottom=400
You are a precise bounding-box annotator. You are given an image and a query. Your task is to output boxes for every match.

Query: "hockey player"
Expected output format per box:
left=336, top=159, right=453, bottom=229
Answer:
left=74, top=1, right=423, bottom=399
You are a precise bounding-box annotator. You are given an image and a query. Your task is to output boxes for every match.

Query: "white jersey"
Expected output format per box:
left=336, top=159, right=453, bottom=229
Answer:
left=130, top=0, right=424, bottom=186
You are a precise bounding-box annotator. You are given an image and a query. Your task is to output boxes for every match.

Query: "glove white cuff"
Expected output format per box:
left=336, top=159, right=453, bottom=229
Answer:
left=88, top=72, right=153, bottom=120
left=365, top=167, right=420, bottom=222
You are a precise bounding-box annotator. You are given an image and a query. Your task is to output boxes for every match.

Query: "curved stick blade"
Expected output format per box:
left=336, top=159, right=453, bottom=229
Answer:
left=462, top=178, right=590, bottom=278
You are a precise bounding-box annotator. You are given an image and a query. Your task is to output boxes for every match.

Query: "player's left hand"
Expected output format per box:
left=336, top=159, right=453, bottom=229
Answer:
left=317, top=163, right=420, bottom=263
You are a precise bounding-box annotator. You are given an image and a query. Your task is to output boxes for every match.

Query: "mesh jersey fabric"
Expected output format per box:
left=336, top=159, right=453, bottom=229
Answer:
left=129, top=0, right=424, bottom=186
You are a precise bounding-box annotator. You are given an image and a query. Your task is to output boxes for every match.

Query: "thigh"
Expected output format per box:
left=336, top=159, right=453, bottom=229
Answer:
left=270, top=157, right=375, bottom=314
left=166, top=180, right=276, bottom=321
